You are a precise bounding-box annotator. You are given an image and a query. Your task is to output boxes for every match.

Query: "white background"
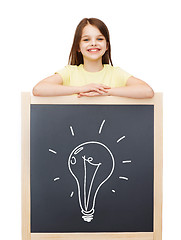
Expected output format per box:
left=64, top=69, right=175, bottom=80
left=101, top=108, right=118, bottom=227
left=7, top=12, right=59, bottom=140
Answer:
left=0, top=0, right=180, bottom=239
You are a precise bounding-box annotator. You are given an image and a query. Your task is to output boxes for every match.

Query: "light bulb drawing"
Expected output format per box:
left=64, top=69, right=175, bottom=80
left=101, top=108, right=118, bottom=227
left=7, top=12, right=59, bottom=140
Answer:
left=49, top=119, right=130, bottom=223
left=68, top=141, right=115, bottom=222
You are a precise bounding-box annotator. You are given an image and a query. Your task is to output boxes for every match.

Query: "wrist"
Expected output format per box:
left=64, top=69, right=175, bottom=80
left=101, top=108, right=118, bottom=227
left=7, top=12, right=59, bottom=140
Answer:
left=73, top=86, right=82, bottom=94
left=106, top=88, right=112, bottom=96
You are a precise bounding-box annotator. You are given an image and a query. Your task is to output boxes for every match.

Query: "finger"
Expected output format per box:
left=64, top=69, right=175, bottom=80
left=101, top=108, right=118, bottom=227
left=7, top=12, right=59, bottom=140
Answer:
left=93, top=85, right=110, bottom=92
left=95, top=90, right=105, bottom=94
left=98, top=89, right=108, bottom=94
left=84, top=92, right=100, bottom=97
left=99, top=87, right=109, bottom=93
left=78, top=92, right=86, bottom=97
left=92, top=88, right=105, bottom=94
left=99, top=84, right=111, bottom=89
left=90, top=92, right=102, bottom=96
left=79, top=93, right=88, bottom=96
left=80, top=93, right=89, bottom=97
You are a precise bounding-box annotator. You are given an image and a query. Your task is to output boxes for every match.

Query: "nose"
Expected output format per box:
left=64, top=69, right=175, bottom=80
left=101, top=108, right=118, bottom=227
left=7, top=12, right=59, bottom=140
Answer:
left=90, top=38, right=96, bottom=46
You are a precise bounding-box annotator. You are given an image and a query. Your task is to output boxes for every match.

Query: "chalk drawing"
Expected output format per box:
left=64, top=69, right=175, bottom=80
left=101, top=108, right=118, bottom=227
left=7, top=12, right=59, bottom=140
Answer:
left=68, top=141, right=115, bottom=222
left=54, top=177, right=60, bottom=181
left=49, top=149, right=57, bottom=154
left=119, top=176, right=129, bottom=181
left=98, top=120, right=106, bottom=134
left=117, top=136, right=125, bottom=143
left=122, top=160, right=132, bottom=164
left=70, top=126, right=75, bottom=136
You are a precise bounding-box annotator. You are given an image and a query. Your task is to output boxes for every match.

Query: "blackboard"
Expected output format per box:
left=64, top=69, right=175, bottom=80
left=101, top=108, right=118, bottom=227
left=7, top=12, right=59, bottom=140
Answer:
left=30, top=104, right=154, bottom=233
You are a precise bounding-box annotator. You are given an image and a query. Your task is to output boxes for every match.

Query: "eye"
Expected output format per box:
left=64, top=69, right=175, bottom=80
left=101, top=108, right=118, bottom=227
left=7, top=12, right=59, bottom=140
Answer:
left=83, top=39, right=89, bottom=42
left=98, top=38, right=104, bottom=41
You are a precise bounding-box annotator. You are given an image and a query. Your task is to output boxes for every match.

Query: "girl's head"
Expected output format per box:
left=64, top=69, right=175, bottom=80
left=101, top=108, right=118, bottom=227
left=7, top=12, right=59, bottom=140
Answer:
left=68, top=18, right=113, bottom=66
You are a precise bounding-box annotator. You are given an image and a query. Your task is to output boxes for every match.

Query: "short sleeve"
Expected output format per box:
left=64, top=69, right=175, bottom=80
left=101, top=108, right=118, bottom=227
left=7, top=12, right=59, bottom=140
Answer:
left=114, top=67, right=132, bottom=87
left=55, top=65, right=70, bottom=86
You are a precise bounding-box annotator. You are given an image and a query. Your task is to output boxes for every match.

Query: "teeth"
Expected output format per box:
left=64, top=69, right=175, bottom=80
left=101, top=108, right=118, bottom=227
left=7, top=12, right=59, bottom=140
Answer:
left=89, top=49, right=99, bottom=52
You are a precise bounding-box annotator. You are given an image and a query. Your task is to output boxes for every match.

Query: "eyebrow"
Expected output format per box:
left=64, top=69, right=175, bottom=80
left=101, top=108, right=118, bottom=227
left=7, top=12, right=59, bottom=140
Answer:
left=81, top=34, right=104, bottom=38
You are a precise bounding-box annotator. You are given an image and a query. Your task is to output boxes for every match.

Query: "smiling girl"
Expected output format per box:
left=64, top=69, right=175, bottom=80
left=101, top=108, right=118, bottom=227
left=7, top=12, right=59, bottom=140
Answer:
left=33, top=18, right=154, bottom=98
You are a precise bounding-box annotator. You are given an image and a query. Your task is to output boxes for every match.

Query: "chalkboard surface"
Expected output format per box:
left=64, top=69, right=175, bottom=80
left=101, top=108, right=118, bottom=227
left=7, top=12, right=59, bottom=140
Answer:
left=30, top=104, right=154, bottom=233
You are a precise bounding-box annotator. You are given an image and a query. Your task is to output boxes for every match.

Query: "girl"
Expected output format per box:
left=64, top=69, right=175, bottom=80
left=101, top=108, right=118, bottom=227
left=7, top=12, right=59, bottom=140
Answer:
left=33, top=18, right=154, bottom=98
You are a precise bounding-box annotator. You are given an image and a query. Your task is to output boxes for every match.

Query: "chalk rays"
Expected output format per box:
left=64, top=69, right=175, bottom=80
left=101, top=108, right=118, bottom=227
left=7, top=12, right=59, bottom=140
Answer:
left=116, top=135, right=125, bottom=143
left=70, top=126, right=75, bottom=136
left=49, top=148, right=57, bottom=154
left=98, top=120, right=106, bottom=134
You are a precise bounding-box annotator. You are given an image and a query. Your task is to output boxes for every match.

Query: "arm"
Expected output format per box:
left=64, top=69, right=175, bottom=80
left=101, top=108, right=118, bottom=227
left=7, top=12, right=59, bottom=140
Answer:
left=108, top=76, right=154, bottom=98
left=78, top=76, right=154, bottom=99
left=32, top=74, right=110, bottom=97
left=32, top=74, right=80, bottom=96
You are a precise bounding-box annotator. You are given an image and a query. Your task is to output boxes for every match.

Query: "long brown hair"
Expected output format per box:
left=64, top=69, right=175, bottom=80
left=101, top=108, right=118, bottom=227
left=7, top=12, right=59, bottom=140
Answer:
left=68, top=18, right=113, bottom=66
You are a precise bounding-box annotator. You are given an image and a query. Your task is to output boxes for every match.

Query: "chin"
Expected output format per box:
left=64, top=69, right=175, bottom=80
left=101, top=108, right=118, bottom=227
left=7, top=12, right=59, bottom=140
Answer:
left=86, top=55, right=104, bottom=61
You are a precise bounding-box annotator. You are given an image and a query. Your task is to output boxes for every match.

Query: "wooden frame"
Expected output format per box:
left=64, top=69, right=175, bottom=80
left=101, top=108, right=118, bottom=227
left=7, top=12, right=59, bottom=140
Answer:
left=21, top=93, right=163, bottom=240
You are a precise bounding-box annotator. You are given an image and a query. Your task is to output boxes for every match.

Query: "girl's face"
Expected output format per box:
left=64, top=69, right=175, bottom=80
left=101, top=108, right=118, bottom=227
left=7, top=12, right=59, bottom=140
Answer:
left=79, top=24, right=108, bottom=63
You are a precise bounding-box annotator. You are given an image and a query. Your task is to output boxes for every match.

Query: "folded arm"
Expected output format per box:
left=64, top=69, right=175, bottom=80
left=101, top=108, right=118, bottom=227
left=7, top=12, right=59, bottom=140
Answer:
left=78, top=76, right=154, bottom=99
left=108, top=76, right=154, bottom=98
left=33, top=74, right=79, bottom=96
left=32, top=74, right=110, bottom=97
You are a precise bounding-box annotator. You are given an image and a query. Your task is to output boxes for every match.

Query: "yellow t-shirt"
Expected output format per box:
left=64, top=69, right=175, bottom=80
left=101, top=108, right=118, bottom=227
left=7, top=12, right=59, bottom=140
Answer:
left=55, top=64, right=132, bottom=88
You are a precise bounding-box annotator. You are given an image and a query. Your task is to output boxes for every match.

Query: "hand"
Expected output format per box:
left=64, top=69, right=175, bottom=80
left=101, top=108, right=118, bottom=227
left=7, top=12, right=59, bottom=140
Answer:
left=77, top=91, right=110, bottom=98
left=78, top=84, right=110, bottom=94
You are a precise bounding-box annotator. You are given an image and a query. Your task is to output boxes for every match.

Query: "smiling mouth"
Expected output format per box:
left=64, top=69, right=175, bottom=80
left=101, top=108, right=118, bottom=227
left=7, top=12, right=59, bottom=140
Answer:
left=87, top=48, right=101, bottom=52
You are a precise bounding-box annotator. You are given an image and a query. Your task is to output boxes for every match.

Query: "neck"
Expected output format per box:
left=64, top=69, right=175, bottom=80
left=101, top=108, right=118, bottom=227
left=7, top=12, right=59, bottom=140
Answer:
left=83, top=58, right=104, bottom=72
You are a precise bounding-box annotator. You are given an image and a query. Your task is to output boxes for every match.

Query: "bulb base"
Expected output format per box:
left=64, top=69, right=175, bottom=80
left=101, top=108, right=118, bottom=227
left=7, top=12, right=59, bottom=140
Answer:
left=81, top=209, right=94, bottom=222
left=82, top=214, right=94, bottom=222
